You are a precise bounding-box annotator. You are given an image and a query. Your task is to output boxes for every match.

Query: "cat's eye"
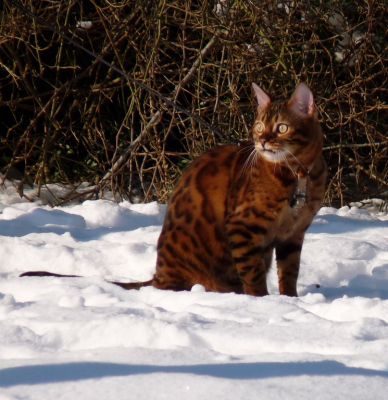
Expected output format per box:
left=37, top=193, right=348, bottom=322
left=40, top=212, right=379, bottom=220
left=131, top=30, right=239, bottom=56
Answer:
left=277, top=123, right=288, bottom=134
left=256, top=121, right=265, bottom=132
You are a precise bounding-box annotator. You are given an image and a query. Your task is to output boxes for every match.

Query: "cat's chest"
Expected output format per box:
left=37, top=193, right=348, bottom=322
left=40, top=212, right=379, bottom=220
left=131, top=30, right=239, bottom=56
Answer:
left=264, top=195, right=309, bottom=238
left=229, top=173, right=312, bottom=240
left=275, top=202, right=311, bottom=239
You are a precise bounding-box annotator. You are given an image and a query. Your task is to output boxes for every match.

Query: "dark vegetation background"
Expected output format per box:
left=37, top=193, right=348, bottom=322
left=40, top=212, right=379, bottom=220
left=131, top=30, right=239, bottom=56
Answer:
left=0, top=0, right=387, bottom=206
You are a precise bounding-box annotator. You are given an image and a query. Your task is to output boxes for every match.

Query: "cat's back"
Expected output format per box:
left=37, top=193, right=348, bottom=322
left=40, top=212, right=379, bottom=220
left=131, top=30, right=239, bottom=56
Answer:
left=166, top=143, right=242, bottom=220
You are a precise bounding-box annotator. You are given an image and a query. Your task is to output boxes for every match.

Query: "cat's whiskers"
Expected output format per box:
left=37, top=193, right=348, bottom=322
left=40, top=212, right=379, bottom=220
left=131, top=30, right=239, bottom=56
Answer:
left=281, top=151, right=298, bottom=176
left=240, top=146, right=253, bottom=174
left=252, top=149, right=260, bottom=173
left=283, top=148, right=307, bottom=175
left=241, top=146, right=259, bottom=176
left=274, top=151, right=296, bottom=176
left=238, top=143, right=255, bottom=155
left=238, top=144, right=254, bottom=175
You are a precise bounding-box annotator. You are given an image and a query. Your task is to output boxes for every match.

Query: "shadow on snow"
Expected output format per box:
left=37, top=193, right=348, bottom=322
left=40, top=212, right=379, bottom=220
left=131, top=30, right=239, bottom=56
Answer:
left=1, top=360, right=388, bottom=387
left=308, top=213, right=388, bottom=235
left=304, top=264, right=388, bottom=300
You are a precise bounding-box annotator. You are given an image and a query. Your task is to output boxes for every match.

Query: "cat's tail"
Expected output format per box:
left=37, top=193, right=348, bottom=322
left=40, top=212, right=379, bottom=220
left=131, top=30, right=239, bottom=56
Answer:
left=20, top=271, right=154, bottom=290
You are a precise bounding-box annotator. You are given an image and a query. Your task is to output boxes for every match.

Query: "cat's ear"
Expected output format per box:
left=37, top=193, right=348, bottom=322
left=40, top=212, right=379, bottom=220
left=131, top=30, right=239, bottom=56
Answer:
left=252, top=83, right=271, bottom=111
left=288, top=83, right=316, bottom=117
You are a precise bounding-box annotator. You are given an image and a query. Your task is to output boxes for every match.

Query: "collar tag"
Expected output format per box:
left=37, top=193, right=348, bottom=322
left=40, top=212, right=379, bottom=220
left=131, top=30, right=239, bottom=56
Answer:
left=291, top=172, right=308, bottom=210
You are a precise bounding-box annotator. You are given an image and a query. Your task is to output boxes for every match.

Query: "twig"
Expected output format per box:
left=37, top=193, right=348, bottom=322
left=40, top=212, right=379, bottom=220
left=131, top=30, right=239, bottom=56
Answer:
left=341, top=153, right=388, bottom=187
left=98, top=34, right=219, bottom=190
left=323, top=141, right=388, bottom=150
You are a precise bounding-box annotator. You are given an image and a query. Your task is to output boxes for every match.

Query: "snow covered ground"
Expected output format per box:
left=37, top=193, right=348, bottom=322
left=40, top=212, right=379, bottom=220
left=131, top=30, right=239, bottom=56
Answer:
left=0, top=181, right=388, bottom=399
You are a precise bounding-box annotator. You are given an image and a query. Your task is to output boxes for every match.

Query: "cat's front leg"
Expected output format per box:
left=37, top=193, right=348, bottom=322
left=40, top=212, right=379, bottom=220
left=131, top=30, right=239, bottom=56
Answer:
left=275, top=235, right=304, bottom=296
left=227, top=224, right=273, bottom=296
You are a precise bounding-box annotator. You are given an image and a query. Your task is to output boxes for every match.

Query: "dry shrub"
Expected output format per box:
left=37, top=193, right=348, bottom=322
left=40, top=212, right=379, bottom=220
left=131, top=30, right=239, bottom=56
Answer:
left=0, top=0, right=387, bottom=205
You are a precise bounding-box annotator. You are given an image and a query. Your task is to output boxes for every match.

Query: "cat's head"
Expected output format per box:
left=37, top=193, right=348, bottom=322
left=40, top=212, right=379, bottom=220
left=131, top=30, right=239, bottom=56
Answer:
left=251, top=83, right=323, bottom=168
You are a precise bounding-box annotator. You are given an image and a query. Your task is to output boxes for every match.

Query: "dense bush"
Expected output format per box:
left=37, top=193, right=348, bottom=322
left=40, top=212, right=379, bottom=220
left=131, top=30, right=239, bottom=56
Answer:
left=0, top=0, right=387, bottom=205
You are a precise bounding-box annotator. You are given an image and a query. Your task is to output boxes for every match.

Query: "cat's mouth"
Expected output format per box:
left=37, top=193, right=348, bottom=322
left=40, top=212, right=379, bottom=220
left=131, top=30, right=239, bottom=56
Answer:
left=258, top=147, right=287, bottom=162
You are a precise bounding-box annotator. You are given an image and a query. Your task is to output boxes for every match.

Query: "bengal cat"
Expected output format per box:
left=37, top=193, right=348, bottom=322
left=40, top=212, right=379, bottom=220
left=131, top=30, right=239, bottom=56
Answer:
left=21, top=82, right=326, bottom=296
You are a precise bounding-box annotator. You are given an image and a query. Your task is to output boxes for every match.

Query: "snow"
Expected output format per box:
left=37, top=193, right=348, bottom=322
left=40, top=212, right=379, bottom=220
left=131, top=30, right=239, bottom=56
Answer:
left=1, top=181, right=388, bottom=399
